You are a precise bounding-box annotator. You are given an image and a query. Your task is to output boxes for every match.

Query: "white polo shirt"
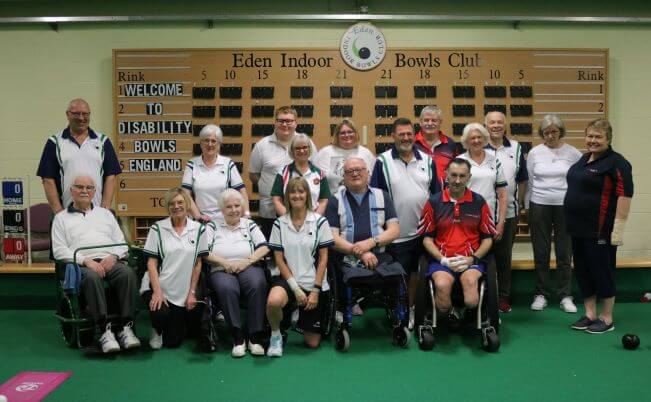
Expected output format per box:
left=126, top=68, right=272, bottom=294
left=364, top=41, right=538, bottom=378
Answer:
left=268, top=212, right=334, bottom=291
left=205, top=218, right=267, bottom=273
left=485, top=137, right=528, bottom=219
left=51, top=204, right=128, bottom=264
left=141, top=217, right=208, bottom=307
left=458, top=151, right=508, bottom=221
left=313, top=145, right=376, bottom=193
left=270, top=162, right=330, bottom=211
left=371, top=147, right=438, bottom=242
left=527, top=143, right=583, bottom=206
left=248, top=132, right=317, bottom=219
left=182, top=155, right=244, bottom=220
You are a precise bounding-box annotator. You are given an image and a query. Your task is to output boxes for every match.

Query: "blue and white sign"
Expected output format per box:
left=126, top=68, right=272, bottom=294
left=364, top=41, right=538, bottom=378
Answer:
left=2, top=180, right=24, bottom=205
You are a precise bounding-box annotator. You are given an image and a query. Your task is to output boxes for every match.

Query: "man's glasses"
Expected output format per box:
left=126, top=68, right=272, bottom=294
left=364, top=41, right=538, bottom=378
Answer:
left=344, top=168, right=365, bottom=176
left=276, top=119, right=296, bottom=125
left=67, top=111, right=90, bottom=118
left=72, top=184, right=96, bottom=191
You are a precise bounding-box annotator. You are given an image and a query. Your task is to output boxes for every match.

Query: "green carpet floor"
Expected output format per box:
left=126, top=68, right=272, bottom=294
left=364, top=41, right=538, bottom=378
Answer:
left=1, top=304, right=649, bottom=402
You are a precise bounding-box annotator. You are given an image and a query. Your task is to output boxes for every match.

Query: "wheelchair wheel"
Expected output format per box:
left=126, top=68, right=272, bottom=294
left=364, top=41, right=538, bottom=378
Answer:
left=413, top=257, right=431, bottom=332
left=418, top=327, right=435, bottom=351
left=482, top=327, right=500, bottom=353
left=392, top=326, right=410, bottom=348
left=57, top=297, right=77, bottom=347
left=484, top=257, right=500, bottom=334
left=335, top=328, right=350, bottom=352
left=78, top=326, right=96, bottom=348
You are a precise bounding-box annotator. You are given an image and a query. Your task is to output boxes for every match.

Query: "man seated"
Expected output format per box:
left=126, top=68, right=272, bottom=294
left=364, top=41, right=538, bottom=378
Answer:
left=325, top=156, right=402, bottom=288
left=419, top=158, right=495, bottom=320
left=52, top=175, right=140, bottom=353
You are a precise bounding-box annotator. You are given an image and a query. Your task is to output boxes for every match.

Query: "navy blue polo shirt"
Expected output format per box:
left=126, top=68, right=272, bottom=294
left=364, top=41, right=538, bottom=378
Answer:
left=564, top=147, right=633, bottom=239
left=325, top=187, right=398, bottom=243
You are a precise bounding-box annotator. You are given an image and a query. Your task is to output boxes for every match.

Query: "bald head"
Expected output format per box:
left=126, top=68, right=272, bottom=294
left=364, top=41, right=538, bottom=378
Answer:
left=66, top=98, right=91, bottom=135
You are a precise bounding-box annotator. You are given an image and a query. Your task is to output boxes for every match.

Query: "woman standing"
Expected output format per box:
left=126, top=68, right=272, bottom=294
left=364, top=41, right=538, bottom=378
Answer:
left=271, top=133, right=330, bottom=216
left=565, top=119, right=633, bottom=334
left=527, top=115, right=583, bottom=313
left=203, top=189, right=270, bottom=357
left=266, top=177, right=334, bottom=357
left=140, top=187, right=209, bottom=349
left=458, top=123, right=508, bottom=239
left=182, top=124, right=249, bottom=221
left=313, top=119, right=375, bottom=194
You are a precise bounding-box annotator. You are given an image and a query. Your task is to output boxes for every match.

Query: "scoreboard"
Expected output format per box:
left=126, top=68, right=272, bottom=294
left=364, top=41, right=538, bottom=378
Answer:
left=113, top=48, right=608, bottom=220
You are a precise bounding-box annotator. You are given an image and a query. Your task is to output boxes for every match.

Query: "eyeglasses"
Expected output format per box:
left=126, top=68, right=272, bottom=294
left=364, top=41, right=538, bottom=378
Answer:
left=344, top=168, right=365, bottom=176
left=293, top=145, right=310, bottom=152
left=339, top=130, right=356, bottom=137
left=543, top=129, right=560, bottom=136
left=72, top=184, right=96, bottom=191
left=67, top=111, right=90, bottom=118
left=276, top=119, right=296, bottom=125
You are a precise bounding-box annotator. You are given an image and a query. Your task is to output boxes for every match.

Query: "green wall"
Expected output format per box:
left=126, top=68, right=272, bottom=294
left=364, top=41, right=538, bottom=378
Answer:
left=0, top=20, right=650, bottom=260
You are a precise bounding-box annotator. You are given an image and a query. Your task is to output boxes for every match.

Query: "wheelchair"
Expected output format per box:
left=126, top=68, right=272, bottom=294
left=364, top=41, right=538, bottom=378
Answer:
left=413, top=255, right=500, bottom=352
left=54, top=243, right=140, bottom=349
left=330, top=252, right=410, bottom=352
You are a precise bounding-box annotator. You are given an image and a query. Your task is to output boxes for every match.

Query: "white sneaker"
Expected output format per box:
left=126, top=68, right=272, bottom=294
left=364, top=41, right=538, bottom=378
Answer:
left=408, top=306, right=415, bottom=331
left=149, top=328, right=163, bottom=350
left=99, top=325, right=120, bottom=353
left=560, top=296, right=578, bottom=313
left=530, top=295, right=548, bottom=311
left=352, top=303, right=364, bottom=316
left=118, top=322, right=141, bottom=350
left=231, top=343, right=246, bottom=358
left=267, top=334, right=283, bottom=357
left=248, top=342, right=265, bottom=356
left=216, top=311, right=225, bottom=322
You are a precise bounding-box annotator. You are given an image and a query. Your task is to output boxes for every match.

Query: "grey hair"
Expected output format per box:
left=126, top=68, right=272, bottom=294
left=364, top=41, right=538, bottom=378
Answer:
left=419, top=105, right=443, bottom=120
left=538, top=114, right=566, bottom=139
left=199, top=124, right=223, bottom=142
left=460, top=123, right=490, bottom=148
left=218, top=188, right=244, bottom=211
left=288, top=133, right=312, bottom=159
left=70, top=174, right=96, bottom=189
left=342, top=155, right=368, bottom=170
left=484, top=110, right=506, bottom=125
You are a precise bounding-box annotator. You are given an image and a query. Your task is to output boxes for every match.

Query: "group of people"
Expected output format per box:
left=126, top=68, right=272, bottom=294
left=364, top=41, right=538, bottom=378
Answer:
left=39, top=99, right=633, bottom=356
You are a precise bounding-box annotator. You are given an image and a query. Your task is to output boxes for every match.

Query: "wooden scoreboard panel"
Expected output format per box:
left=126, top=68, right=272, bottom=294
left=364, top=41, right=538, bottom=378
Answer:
left=114, top=48, right=607, bottom=220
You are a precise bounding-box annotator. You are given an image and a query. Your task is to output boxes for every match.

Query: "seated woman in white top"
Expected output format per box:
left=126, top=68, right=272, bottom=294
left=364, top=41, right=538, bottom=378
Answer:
left=458, top=123, right=508, bottom=240
left=271, top=133, right=331, bottom=216
left=527, top=114, right=583, bottom=313
left=182, top=124, right=250, bottom=222
left=141, top=187, right=209, bottom=349
left=203, top=189, right=270, bottom=358
left=313, top=119, right=376, bottom=194
left=266, top=177, right=334, bottom=357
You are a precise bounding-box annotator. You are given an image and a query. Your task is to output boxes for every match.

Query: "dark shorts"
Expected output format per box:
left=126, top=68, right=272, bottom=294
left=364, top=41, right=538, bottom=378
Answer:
left=387, top=236, right=424, bottom=274
left=427, top=261, right=486, bottom=279
left=271, top=277, right=322, bottom=334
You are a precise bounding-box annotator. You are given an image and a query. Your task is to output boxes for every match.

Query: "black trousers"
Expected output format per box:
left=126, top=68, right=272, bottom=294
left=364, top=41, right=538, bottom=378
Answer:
left=571, top=237, right=617, bottom=299
left=142, top=291, right=203, bottom=348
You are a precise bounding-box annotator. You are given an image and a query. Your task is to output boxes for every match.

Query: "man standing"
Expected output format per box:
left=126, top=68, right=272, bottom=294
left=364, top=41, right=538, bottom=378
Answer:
left=37, top=98, right=122, bottom=213
left=52, top=175, right=140, bottom=353
left=420, top=158, right=495, bottom=320
left=371, top=118, right=440, bottom=329
left=484, top=111, right=528, bottom=313
left=248, top=106, right=317, bottom=239
left=414, top=106, right=461, bottom=188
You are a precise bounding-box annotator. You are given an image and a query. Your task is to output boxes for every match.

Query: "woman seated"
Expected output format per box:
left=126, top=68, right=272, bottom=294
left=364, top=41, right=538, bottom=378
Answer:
left=266, top=177, right=334, bottom=357
left=271, top=133, right=331, bottom=216
left=140, top=187, right=208, bottom=349
left=203, top=189, right=270, bottom=357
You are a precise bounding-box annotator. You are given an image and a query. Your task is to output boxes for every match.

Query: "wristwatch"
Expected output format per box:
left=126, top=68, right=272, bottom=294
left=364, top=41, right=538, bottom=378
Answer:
left=372, top=236, right=380, bottom=247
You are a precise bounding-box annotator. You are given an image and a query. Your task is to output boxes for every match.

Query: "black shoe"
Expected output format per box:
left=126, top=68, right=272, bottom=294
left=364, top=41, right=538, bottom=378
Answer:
left=585, top=319, right=615, bottom=334
left=570, top=315, right=594, bottom=331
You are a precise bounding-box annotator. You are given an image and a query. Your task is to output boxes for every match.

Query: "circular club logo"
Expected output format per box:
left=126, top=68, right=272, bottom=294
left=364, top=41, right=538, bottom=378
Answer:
left=340, top=23, right=386, bottom=71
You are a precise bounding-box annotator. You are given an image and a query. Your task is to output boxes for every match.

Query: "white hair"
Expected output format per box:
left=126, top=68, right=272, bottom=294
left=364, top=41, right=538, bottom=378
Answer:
left=342, top=155, right=367, bottom=170
left=419, top=105, right=443, bottom=120
left=460, top=123, right=490, bottom=148
left=218, top=188, right=244, bottom=211
left=484, top=110, right=506, bottom=126
left=199, top=124, right=223, bottom=142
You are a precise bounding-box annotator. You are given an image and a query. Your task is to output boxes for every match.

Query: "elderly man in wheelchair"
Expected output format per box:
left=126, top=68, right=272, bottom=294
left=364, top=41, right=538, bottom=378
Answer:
left=416, top=158, right=500, bottom=351
left=52, top=175, right=140, bottom=353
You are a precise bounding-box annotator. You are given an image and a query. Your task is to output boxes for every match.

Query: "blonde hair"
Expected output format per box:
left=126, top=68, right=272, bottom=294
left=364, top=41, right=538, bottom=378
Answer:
left=333, top=119, right=359, bottom=147
left=164, top=187, right=192, bottom=215
left=284, top=177, right=313, bottom=213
